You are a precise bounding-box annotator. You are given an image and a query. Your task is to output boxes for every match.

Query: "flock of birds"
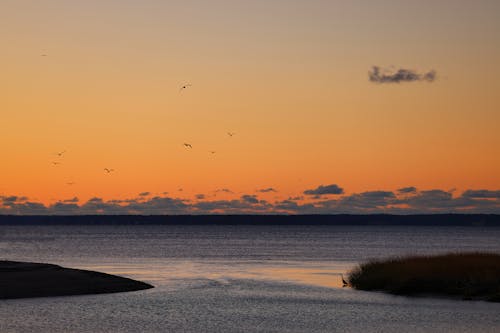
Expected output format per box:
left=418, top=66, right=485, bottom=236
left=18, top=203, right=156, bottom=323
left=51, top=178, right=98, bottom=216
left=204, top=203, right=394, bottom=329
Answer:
left=183, top=131, right=235, bottom=151
left=49, top=82, right=236, bottom=186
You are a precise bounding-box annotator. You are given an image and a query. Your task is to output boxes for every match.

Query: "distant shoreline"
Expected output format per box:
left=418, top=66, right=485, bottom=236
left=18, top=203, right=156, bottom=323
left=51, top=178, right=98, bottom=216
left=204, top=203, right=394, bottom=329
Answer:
left=0, top=261, right=153, bottom=300
left=0, top=214, right=499, bottom=226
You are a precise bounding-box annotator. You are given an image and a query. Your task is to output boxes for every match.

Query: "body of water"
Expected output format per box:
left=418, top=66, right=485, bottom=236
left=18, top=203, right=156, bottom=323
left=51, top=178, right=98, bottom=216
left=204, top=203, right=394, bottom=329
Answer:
left=1, top=224, right=500, bottom=332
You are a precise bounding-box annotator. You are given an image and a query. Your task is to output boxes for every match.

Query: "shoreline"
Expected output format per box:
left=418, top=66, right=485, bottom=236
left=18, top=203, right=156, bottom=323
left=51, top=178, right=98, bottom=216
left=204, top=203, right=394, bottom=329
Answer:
left=0, top=261, right=153, bottom=300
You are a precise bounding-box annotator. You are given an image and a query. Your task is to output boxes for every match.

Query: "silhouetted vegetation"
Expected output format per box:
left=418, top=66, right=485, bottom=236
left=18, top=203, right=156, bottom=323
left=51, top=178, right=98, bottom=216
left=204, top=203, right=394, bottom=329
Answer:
left=348, top=253, right=500, bottom=302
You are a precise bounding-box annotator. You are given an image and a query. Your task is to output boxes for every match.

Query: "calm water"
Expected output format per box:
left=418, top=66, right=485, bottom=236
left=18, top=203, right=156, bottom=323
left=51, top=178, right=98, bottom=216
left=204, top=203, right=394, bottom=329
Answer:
left=1, top=225, right=500, bottom=332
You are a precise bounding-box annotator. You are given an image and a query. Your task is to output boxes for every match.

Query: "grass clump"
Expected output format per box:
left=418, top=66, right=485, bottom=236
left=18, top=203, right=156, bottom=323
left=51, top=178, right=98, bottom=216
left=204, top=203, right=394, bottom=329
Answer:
left=348, top=252, right=500, bottom=302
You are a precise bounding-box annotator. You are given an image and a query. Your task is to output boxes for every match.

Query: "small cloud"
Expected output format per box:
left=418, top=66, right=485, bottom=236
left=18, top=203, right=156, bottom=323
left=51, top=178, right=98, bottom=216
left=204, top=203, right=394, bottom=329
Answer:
left=63, top=197, right=79, bottom=203
left=304, top=184, right=344, bottom=196
left=397, top=186, right=417, bottom=194
left=195, top=194, right=206, bottom=200
left=257, top=188, right=277, bottom=193
left=241, top=194, right=259, bottom=204
left=369, top=66, right=437, bottom=84
left=215, top=188, right=233, bottom=193
left=138, top=192, right=151, bottom=197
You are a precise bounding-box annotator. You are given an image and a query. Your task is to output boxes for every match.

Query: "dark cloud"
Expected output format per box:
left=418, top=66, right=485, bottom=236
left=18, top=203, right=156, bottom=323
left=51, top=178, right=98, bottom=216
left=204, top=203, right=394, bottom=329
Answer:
left=257, top=188, right=277, bottom=193
left=194, top=198, right=272, bottom=214
left=462, top=190, right=500, bottom=199
left=1, top=187, right=499, bottom=215
left=241, top=194, right=259, bottom=204
left=398, top=186, right=417, bottom=194
left=50, top=202, right=80, bottom=214
left=405, top=190, right=453, bottom=208
left=0, top=197, right=48, bottom=214
left=126, top=196, right=190, bottom=214
left=396, top=190, right=500, bottom=213
left=332, top=191, right=397, bottom=212
left=304, top=184, right=344, bottom=196
left=138, top=192, right=150, bottom=197
left=369, top=66, right=437, bottom=84
left=1, top=196, right=20, bottom=204
left=274, top=200, right=316, bottom=213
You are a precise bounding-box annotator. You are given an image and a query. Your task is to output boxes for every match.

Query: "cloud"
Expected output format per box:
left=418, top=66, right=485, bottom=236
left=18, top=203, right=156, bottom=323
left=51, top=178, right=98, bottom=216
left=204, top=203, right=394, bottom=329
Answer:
left=398, top=186, right=417, bottom=194
left=215, top=188, right=233, bottom=194
left=369, top=66, right=437, bottom=84
left=126, top=196, right=190, bottom=214
left=138, top=192, right=150, bottom=197
left=241, top=194, right=259, bottom=204
left=1, top=196, right=22, bottom=205
left=274, top=200, right=316, bottom=213
left=462, top=190, right=500, bottom=199
left=257, top=188, right=277, bottom=193
left=1, top=187, right=499, bottom=215
left=194, top=198, right=272, bottom=214
left=330, top=191, right=397, bottom=212
left=304, top=184, right=344, bottom=196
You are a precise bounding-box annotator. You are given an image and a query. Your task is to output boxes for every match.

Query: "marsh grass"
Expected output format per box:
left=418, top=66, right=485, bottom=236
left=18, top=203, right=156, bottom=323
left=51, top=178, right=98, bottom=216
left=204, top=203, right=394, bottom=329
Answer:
left=348, top=252, right=500, bottom=302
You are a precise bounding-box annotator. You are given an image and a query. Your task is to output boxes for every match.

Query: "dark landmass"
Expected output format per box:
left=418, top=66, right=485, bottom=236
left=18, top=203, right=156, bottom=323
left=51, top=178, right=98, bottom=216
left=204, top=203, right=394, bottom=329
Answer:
left=0, top=261, right=153, bottom=300
left=348, top=253, right=500, bottom=302
left=0, top=214, right=499, bottom=226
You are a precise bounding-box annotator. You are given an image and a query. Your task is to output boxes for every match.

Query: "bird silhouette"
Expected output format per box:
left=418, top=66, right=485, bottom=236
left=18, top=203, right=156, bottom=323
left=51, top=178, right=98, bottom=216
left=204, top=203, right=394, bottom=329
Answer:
left=209, top=151, right=216, bottom=154
left=183, top=143, right=193, bottom=149
left=179, top=84, right=192, bottom=92
left=227, top=132, right=236, bottom=137
left=341, top=274, right=348, bottom=287
left=52, top=162, right=61, bottom=166
left=104, top=168, right=114, bottom=173
left=56, top=150, right=66, bottom=157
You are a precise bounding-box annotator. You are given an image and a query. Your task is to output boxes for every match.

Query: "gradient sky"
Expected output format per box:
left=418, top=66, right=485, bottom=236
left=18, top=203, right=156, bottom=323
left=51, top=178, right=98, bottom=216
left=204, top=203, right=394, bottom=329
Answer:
left=1, top=1, right=499, bottom=213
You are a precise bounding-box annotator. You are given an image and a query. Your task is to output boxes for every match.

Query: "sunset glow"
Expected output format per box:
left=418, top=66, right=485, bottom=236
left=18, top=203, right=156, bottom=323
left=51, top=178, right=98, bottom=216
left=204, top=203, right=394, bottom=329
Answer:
left=1, top=1, right=499, bottom=213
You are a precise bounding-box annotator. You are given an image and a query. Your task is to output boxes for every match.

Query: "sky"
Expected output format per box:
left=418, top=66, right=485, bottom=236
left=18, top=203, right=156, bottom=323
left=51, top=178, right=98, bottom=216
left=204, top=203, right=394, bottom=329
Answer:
left=1, top=0, right=499, bottom=214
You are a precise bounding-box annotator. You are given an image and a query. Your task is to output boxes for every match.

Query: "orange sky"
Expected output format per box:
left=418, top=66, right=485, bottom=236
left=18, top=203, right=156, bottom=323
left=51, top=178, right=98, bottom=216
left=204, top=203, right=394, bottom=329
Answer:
left=1, top=1, right=499, bottom=205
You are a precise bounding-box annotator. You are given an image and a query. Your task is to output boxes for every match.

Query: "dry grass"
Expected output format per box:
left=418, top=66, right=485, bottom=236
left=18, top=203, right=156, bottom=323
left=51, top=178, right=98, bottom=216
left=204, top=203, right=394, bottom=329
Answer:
left=348, top=252, right=500, bottom=302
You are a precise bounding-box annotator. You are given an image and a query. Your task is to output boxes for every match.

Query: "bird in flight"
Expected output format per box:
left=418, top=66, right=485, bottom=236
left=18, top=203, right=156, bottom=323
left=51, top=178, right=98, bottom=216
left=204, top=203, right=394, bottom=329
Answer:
left=179, top=84, right=192, bottom=92
left=183, top=143, right=193, bottom=149
left=209, top=151, right=216, bottom=154
left=41, top=54, right=48, bottom=57
left=227, top=132, right=236, bottom=137
left=56, top=150, right=66, bottom=157
left=52, top=162, right=61, bottom=166
left=104, top=168, right=114, bottom=173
